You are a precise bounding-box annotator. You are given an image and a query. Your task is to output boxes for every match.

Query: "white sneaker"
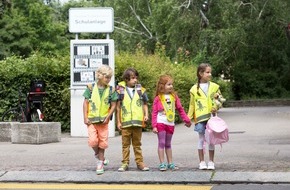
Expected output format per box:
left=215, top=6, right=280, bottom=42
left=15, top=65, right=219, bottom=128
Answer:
left=207, top=161, right=215, bottom=170
left=199, top=161, right=207, bottom=170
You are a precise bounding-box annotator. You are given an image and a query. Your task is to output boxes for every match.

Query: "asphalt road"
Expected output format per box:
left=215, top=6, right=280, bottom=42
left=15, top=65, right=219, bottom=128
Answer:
left=0, top=106, right=289, bottom=184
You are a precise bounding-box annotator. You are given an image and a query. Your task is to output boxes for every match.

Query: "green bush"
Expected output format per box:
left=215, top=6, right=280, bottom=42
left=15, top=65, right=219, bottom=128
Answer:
left=115, top=51, right=196, bottom=128
left=1, top=51, right=230, bottom=132
left=0, top=53, right=70, bottom=131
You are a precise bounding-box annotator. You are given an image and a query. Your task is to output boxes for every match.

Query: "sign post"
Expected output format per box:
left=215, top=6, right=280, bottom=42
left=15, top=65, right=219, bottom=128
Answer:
left=69, top=8, right=115, bottom=137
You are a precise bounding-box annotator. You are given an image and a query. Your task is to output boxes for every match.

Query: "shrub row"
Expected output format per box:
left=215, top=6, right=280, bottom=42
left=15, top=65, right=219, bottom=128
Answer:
left=0, top=52, right=230, bottom=131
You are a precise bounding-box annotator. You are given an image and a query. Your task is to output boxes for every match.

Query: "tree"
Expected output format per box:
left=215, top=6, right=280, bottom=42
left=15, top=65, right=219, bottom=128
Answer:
left=204, top=0, right=290, bottom=99
left=0, top=0, right=12, bottom=18
left=1, top=0, right=290, bottom=99
left=0, top=0, right=69, bottom=59
left=0, top=8, right=35, bottom=59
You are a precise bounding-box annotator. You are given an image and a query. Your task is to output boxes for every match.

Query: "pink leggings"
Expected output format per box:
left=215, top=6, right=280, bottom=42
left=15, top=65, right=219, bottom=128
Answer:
left=157, top=131, right=173, bottom=149
left=156, top=123, right=174, bottom=149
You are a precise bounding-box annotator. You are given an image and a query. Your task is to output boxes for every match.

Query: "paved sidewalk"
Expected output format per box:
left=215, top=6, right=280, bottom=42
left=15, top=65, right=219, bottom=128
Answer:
left=0, top=107, right=290, bottom=184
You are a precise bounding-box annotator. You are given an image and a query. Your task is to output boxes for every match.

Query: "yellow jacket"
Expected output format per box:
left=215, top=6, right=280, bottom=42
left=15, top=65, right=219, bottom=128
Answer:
left=88, top=85, right=110, bottom=123
left=187, top=81, right=220, bottom=123
left=118, top=81, right=145, bottom=128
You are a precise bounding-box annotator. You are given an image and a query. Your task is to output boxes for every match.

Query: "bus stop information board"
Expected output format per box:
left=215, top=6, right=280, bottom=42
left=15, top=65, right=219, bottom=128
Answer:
left=70, top=40, right=114, bottom=86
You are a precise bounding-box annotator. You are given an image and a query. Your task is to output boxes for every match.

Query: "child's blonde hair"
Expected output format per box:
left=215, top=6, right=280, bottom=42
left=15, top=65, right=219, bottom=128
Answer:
left=155, top=75, right=175, bottom=97
left=95, top=65, right=113, bottom=80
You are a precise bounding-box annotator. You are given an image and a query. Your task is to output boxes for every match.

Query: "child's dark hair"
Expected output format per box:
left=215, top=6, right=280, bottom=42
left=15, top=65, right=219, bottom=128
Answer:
left=155, top=75, right=175, bottom=97
left=122, top=68, right=139, bottom=81
left=197, top=63, right=211, bottom=96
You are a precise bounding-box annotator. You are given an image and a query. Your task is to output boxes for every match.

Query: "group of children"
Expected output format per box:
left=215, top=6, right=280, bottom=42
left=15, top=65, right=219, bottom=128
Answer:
left=83, top=63, right=224, bottom=175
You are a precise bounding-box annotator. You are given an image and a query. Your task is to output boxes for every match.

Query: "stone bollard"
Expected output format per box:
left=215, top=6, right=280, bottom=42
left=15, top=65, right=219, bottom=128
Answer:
left=0, top=122, right=13, bottom=142
left=11, top=122, right=61, bottom=144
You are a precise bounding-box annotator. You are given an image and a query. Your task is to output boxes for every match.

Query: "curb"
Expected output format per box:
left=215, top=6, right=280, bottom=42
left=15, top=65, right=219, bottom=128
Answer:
left=1, top=171, right=290, bottom=184
left=225, top=99, right=290, bottom=107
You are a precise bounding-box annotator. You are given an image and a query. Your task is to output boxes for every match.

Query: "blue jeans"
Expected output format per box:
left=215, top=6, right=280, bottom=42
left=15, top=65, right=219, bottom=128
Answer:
left=194, top=121, right=207, bottom=134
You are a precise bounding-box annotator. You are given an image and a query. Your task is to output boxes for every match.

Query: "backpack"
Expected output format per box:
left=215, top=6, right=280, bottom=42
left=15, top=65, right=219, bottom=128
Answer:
left=116, top=84, right=143, bottom=103
left=205, top=114, right=229, bottom=146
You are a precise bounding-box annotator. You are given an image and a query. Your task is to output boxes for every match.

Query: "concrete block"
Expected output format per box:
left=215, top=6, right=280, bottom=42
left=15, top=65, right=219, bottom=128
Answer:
left=11, top=122, right=61, bottom=144
left=0, top=122, right=13, bottom=142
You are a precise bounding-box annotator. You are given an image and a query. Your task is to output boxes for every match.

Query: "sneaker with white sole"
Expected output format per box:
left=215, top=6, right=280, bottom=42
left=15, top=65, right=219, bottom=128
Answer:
left=159, top=163, right=167, bottom=171
left=103, top=158, right=109, bottom=166
left=207, top=161, right=215, bottom=170
left=137, top=164, right=150, bottom=171
left=118, top=163, right=129, bottom=172
left=199, top=161, right=207, bottom=170
left=167, top=163, right=179, bottom=170
left=96, top=160, right=104, bottom=175
left=95, top=155, right=109, bottom=166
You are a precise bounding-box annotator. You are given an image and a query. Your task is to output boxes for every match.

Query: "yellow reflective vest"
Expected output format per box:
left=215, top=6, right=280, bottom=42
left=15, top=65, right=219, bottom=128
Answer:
left=188, top=81, right=220, bottom=123
left=118, top=81, right=145, bottom=128
left=88, top=84, right=110, bottom=123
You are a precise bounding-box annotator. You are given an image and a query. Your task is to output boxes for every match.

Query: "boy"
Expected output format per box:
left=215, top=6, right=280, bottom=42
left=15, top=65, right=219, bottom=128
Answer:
left=116, top=68, right=149, bottom=172
left=83, top=65, right=118, bottom=175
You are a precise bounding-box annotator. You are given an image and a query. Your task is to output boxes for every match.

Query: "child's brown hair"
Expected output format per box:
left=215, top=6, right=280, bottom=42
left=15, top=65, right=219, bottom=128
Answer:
left=197, top=63, right=211, bottom=96
left=122, top=68, right=139, bottom=81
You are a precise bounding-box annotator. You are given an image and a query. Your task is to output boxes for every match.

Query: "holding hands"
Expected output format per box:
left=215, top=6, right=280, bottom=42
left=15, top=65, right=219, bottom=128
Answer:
left=185, top=122, right=192, bottom=128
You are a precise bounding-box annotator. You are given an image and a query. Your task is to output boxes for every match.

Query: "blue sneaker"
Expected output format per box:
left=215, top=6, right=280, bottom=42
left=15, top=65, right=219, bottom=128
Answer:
left=168, top=163, right=179, bottom=170
left=159, top=163, right=167, bottom=171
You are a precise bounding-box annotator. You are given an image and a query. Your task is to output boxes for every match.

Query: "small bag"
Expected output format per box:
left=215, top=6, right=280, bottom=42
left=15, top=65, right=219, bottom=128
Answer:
left=205, top=114, right=229, bottom=146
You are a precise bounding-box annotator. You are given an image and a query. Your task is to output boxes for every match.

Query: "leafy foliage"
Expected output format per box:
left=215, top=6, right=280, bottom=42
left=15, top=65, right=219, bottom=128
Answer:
left=0, top=53, right=70, bottom=131
left=102, top=0, right=290, bottom=99
left=0, top=0, right=69, bottom=59
left=0, top=0, right=290, bottom=133
left=1, top=50, right=225, bottom=131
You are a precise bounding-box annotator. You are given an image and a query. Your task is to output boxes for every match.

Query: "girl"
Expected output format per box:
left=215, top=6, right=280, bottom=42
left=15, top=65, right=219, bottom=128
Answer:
left=152, top=75, right=191, bottom=171
left=187, top=63, right=223, bottom=170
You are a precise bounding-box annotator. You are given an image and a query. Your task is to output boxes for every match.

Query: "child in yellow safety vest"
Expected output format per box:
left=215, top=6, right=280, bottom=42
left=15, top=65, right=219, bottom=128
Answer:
left=151, top=75, right=191, bottom=171
left=116, top=68, right=150, bottom=172
left=82, top=65, right=118, bottom=175
left=187, top=63, right=224, bottom=170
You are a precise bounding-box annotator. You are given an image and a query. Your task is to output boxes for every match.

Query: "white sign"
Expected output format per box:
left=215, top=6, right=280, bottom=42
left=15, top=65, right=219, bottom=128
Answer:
left=69, top=7, right=114, bottom=33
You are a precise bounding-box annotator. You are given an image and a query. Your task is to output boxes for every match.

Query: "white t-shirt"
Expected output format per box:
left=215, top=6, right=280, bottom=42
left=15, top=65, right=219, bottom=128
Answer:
left=126, top=87, right=135, bottom=98
left=157, top=94, right=174, bottom=126
left=200, top=82, right=209, bottom=95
